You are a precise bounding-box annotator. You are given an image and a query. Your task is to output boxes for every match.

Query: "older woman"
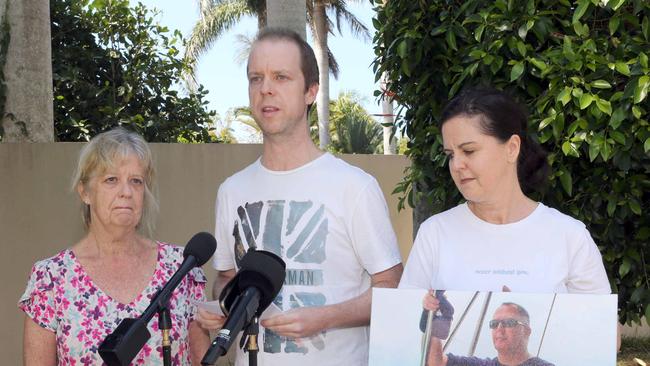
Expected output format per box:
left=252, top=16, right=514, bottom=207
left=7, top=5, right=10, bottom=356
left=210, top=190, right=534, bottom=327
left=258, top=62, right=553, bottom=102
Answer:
left=401, top=87, right=611, bottom=365
left=19, top=128, right=209, bottom=365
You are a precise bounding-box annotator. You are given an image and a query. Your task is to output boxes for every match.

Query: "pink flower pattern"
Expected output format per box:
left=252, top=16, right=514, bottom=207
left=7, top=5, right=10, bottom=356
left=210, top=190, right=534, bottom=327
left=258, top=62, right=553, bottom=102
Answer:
left=19, top=242, right=206, bottom=365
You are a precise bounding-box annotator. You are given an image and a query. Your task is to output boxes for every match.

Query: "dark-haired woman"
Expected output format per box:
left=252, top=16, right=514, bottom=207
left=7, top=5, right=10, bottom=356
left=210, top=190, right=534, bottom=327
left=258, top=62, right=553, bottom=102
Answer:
left=400, top=87, right=610, bottom=294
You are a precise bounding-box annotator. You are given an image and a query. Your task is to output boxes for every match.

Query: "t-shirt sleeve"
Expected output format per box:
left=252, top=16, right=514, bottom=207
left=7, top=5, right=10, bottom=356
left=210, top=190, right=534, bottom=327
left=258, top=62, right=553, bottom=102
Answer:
left=566, top=227, right=611, bottom=294
left=348, top=178, right=402, bottom=275
left=213, top=183, right=236, bottom=271
left=18, top=260, right=58, bottom=332
left=399, top=219, right=437, bottom=289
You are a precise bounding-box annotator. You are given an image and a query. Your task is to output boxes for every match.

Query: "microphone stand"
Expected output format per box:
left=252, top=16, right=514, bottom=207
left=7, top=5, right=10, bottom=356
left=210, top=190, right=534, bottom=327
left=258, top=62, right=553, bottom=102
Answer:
left=158, top=306, right=172, bottom=366
left=245, top=317, right=259, bottom=366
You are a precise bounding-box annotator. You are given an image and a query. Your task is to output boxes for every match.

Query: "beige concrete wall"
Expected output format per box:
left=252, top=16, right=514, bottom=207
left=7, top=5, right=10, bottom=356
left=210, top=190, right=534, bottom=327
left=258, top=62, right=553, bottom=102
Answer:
left=0, top=143, right=412, bottom=365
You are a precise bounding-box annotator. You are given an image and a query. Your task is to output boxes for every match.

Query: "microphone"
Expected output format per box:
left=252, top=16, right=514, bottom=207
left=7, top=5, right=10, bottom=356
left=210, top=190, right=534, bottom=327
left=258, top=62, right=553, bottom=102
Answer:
left=99, top=232, right=217, bottom=366
left=201, top=250, right=285, bottom=365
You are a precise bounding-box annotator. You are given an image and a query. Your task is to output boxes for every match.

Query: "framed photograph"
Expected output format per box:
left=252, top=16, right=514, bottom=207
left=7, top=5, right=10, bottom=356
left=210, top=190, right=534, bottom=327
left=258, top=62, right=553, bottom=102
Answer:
left=369, top=288, right=617, bottom=366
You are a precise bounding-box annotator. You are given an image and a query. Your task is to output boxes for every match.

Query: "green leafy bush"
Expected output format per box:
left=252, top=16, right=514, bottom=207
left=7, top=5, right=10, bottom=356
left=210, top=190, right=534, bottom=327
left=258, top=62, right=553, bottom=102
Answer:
left=373, top=0, right=650, bottom=324
left=51, top=0, right=217, bottom=142
left=329, top=92, right=383, bottom=154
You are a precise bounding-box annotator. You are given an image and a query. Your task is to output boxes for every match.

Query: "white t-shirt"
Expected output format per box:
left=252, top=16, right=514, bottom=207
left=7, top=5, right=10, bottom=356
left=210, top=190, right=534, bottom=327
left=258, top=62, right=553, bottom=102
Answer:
left=399, top=203, right=610, bottom=294
left=214, top=153, right=402, bottom=366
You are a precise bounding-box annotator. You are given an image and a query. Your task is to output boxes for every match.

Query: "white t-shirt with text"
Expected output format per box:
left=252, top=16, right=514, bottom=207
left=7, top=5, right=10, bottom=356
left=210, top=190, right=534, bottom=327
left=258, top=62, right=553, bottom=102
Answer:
left=400, top=203, right=610, bottom=294
left=214, top=153, right=402, bottom=366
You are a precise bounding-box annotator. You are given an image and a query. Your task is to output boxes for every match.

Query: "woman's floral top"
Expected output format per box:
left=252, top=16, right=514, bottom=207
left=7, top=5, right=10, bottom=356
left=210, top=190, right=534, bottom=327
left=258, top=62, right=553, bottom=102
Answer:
left=19, top=242, right=207, bottom=365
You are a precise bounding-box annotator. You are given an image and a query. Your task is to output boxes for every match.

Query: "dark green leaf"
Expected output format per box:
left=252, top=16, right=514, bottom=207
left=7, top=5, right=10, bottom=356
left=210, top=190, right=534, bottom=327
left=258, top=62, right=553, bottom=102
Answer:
left=609, top=16, right=620, bottom=35
left=561, top=141, right=579, bottom=157
left=431, top=26, right=447, bottom=36
left=518, top=24, right=528, bottom=40
left=634, top=76, right=649, bottom=104
left=600, top=141, right=612, bottom=161
left=615, top=62, right=631, bottom=76
left=591, top=80, right=612, bottom=89
left=516, top=41, right=527, bottom=56
left=557, top=87, right=572, bottom=106
left=579, top=93, right=594, bottom=109
left=619, top=258, right=631, bottom=278
left=588, top=140, right=600, bottom=161
left=595, top=97, right=612, bottom=115
left=629, top=199, right=642, bottom=215
left=539, top=116, right=554, bottom=130
left=563, top=36, right=575, bottom=60
left=475, top=24, right=485, bottom=42
left=610, top=131, right=626, bottom=145
left=446, top=31, right=457, bottom=51
left=607, top=198, right=616, bottom=216
left=559, top=168, right=573, bottom=196
left=528, top=57, right=547, bottom=72
left=397, top=40, right=408, bottom=58
left=510, top=61, right=525, bottom=81
left=610, top=0, right=625, bottom=10
left=640, top=53, right=649, bottom=69
left=573, top=21, right=588, bottom=37
left=572, top=0, right=589, bottom=24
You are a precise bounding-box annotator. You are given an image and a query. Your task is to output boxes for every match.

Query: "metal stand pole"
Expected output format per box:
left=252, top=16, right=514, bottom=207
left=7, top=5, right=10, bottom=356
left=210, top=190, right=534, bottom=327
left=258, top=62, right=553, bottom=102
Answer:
left=246, top=317, right=259, bottom=366
left=159, top=306, right=172, bottom=366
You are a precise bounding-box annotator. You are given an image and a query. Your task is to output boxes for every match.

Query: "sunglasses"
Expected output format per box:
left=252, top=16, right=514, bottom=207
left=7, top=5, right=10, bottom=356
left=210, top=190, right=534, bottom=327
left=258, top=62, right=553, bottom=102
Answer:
left=488, top=318, right=528, bottom=329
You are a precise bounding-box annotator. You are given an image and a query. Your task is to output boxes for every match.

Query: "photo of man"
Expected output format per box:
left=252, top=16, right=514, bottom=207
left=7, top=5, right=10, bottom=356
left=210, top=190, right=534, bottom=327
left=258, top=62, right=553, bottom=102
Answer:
left=369, top=289, right=617, bottom=366
left=423, top=301, right=554, bottom=366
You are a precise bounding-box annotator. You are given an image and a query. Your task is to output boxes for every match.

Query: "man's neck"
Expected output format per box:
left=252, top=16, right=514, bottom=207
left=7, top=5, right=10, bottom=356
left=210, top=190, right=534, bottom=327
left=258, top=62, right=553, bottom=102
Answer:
left=497, top=350, right=531, bottom=365
left=261, top=136, right=324, bottom=171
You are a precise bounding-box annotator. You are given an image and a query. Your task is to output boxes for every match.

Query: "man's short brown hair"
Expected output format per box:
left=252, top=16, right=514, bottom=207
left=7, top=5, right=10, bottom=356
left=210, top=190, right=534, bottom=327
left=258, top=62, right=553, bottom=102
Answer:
left=248, top=27, right=319, bottom=91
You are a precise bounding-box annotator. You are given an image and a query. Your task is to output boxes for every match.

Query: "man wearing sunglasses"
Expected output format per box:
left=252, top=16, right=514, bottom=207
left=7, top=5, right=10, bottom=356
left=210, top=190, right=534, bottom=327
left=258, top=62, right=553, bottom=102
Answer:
left=424, top=301, right=554, bottom=366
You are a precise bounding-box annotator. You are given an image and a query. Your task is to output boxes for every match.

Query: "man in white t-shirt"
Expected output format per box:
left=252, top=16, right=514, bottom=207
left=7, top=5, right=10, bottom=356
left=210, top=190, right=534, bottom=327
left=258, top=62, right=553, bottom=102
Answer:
left=196, top=27, right=403, bottom=366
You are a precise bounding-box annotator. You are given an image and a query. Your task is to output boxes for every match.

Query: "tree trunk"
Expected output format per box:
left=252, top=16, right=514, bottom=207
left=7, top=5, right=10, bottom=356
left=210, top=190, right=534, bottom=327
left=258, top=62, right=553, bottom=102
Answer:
left=381, top=72, right=396, bottom=154
left=312, top=1, right=330, bottom=149
left=266, top=0, right=305, bottom=40
left=0, top=0, right=53, bottom=142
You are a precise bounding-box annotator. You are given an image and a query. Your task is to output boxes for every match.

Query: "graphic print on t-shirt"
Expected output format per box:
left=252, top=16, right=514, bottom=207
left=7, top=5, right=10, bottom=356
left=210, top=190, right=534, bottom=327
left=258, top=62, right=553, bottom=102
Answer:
left=232, top=200, right=328, bottom=355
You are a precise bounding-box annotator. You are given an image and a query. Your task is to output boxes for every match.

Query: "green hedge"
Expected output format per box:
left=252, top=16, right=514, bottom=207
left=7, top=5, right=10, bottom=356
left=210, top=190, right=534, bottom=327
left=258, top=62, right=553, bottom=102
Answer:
left=372, top=0, right=650, bottom=325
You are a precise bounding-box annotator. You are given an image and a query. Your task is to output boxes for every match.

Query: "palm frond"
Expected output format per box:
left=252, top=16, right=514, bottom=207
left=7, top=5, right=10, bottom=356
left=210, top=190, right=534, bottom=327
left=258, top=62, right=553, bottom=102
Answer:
left=329, top=1, right=371, bottom=42
left=233, top=33, right=254, bottom=66
left=196, top=0, right=218, bottom=17
left=183, top=0, right=252, bottom=89
left=327, top=48, right=339, bottom=79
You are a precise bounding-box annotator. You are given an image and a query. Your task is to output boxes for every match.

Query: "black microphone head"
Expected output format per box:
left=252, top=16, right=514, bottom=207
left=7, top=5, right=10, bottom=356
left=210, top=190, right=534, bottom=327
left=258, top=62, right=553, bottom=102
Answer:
left=220, top=250, right=286, bottom=316
left=239, top=250, right=285, bottom=293
left=183, top=232, right=217, bottom=266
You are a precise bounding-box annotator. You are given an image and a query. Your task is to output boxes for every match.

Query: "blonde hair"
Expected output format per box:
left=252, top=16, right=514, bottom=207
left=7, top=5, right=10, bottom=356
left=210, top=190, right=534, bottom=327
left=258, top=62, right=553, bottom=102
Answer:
left=71, top=128, right=158, bottom=236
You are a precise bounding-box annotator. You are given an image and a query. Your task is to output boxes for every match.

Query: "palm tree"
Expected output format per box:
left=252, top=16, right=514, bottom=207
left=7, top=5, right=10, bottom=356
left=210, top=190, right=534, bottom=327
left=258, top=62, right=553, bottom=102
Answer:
left=184, top=0, right=265, bottom=89
left=308, top=0, right=370, bottom=149
left=1, top=0, right=53, bottom=142
left=183, top=0, right=370, bottom=148
left=231, top=106, right=263, bottom=142
left=267, top=0, right=306, bottom=38
left=328, top=92, right=382, bottom=154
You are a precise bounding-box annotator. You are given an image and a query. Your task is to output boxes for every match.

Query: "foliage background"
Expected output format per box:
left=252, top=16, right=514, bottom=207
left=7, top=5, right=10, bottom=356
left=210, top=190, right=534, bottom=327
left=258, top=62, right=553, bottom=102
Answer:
left=372, top=0, right=650, bottom=324
left=51, top=0, right=218, bottom=142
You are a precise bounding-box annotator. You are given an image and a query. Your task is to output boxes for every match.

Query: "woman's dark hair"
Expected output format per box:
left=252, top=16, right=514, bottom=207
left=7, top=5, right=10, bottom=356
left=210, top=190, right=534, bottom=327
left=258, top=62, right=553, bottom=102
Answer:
left=440, top=87, right=549, bottom=194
